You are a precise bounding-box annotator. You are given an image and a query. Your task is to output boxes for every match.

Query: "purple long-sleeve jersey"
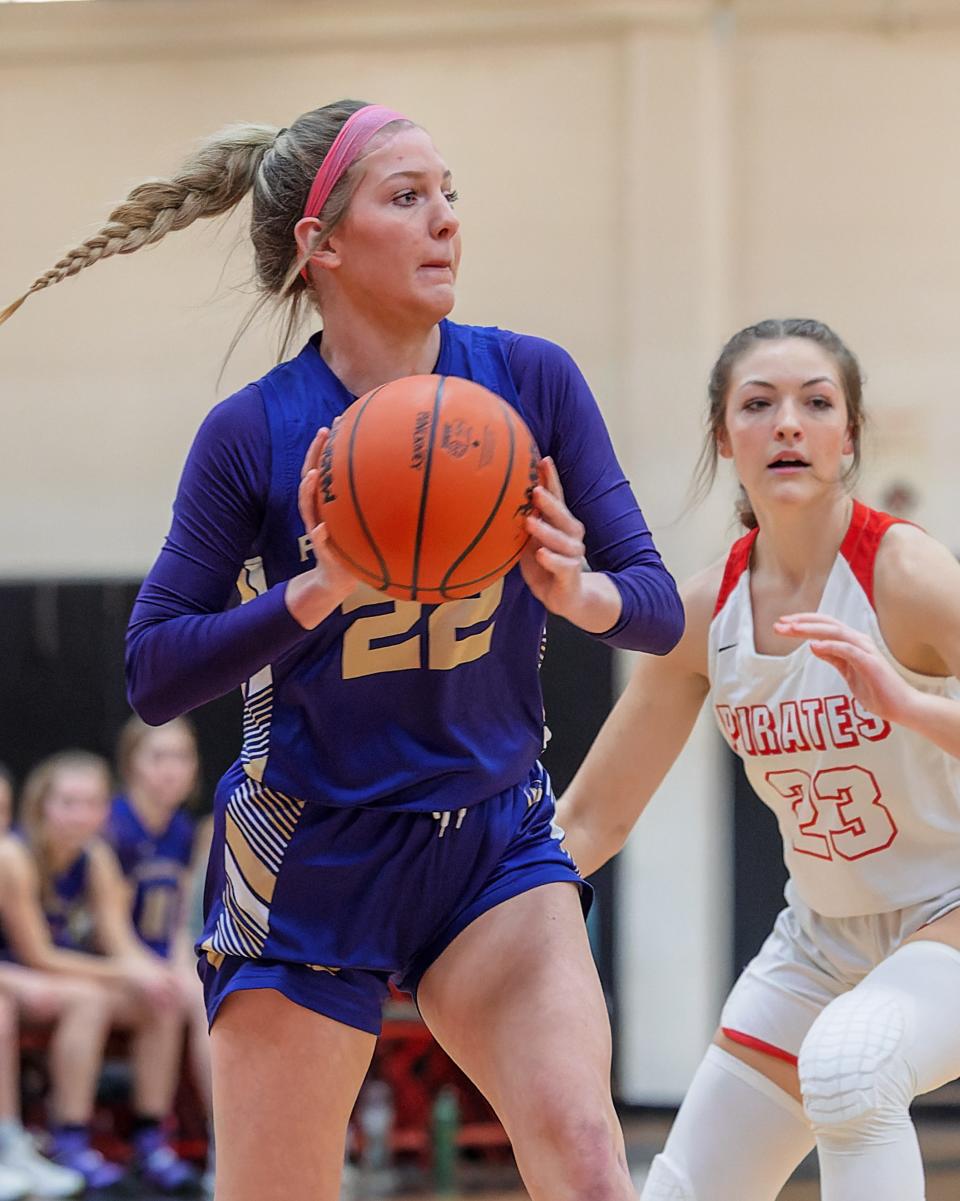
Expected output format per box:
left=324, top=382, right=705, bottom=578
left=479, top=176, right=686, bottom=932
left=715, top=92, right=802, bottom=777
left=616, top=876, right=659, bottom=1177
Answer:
left=127, top=322, right=682, bottom=811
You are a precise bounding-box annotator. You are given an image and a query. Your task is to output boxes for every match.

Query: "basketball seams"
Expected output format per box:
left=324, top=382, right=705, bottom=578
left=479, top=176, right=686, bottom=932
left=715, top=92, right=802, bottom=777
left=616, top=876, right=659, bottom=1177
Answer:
left=438, top=399, right=522, bottom=598
left=439, top=542, right=526, bottom=597
left=410, top=377, right=446, bottom=600
left=325, top=552, right=521, bottom=599
left=345, top=384, right=392, bottom=590
left=323, top=529, right=393, bottom=589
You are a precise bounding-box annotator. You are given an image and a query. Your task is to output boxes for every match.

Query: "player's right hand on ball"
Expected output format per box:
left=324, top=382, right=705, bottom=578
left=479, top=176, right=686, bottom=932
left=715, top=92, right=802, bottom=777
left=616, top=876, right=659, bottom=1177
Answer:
left=287, top=426, right=359, bottom=629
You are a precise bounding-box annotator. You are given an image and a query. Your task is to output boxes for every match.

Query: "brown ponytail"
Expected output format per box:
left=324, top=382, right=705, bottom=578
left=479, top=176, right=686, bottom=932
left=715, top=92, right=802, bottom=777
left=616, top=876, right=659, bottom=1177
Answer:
left=0, top=124, right=280, bottom=326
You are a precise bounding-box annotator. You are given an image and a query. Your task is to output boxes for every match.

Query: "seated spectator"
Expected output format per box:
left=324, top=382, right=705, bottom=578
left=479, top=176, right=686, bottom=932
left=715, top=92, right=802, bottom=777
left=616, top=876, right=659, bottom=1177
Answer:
left=109, top=716, right=213, bottom=1189
left=0, top=767, right=84, bottom=1200
left=0, top=750, right=197, bottom=1191
left=0, top=984, right=84, bottom=1200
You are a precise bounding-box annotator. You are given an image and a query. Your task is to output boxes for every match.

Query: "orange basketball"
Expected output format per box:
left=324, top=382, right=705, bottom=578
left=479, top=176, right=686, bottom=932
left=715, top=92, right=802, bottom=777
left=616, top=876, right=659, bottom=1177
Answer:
left=317, top=375, right=540, bottom=603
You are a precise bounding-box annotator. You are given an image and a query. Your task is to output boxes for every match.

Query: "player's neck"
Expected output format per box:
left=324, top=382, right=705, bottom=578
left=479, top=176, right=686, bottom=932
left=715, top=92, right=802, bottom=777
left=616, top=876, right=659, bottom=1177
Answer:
left=750, top=493, right=853, bottom=591
left=319, top=311, right=441, bottom=398
left=127, top=787, right=176, bottom=836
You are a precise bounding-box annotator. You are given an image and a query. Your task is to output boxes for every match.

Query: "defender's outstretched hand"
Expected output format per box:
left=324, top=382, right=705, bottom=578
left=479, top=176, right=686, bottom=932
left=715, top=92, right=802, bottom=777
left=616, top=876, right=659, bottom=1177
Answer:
left=774, top=613, right=914, bottom=724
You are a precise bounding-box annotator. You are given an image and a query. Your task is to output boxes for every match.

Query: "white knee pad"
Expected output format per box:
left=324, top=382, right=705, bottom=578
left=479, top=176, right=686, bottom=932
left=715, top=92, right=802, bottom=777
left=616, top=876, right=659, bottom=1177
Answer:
left=642, top=1154, right=695, bottom=1201
left=799, top=941, right=960, bottom=1200
left=798, top=940, right=960, bottom=1141
left=798, top=984, right=912, bottom=1138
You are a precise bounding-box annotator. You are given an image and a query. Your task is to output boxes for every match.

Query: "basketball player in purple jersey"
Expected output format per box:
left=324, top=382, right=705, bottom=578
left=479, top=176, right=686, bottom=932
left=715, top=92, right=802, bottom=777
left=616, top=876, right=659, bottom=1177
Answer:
left=2, top=102, right=683, bottom=1200
left=560, top=320, right=960, bottom=1201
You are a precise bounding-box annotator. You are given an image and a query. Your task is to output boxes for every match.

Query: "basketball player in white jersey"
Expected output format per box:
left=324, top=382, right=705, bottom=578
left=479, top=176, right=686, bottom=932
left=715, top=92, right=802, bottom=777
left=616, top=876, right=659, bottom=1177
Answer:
left=558, top=318, right=960, bottom=1201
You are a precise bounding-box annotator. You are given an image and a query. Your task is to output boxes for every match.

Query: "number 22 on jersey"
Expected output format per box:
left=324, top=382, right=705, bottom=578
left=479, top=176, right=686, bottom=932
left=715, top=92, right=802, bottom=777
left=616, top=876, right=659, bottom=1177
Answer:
left=341, top=578, right=504, bottom=680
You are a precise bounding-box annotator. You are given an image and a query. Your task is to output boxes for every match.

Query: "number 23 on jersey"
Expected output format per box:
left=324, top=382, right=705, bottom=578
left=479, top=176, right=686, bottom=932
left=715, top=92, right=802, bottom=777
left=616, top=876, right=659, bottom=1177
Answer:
left=767, top=765, right=899, bottom=862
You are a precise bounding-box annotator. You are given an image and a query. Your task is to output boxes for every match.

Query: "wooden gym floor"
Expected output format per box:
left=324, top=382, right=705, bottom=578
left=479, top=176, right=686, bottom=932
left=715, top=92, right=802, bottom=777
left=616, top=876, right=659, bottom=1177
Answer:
left=115, top=1105, right=960, bottom=1197
left=381, top=1111, right=960, bottom=1200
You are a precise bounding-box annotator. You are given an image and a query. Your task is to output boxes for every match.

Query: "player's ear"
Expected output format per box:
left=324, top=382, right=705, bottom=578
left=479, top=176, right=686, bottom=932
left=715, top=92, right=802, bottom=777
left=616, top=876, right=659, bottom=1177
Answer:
left=716, top=424, right=733, bottom=461
left=294, top=217, right=340, bottom=271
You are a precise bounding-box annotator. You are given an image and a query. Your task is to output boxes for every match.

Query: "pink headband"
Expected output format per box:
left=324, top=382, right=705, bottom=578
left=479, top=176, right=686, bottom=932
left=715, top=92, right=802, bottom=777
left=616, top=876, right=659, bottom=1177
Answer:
left=302, top=104, right=408, bottom=221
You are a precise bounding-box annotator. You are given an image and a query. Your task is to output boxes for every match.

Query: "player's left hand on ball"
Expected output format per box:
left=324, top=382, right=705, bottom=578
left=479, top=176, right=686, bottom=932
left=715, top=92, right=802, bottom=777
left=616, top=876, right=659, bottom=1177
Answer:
left=774, top=612, right=914, bottom=724
left=520, top=457, right=588, bottom=616
left=294, top=426, right=358, bottom=606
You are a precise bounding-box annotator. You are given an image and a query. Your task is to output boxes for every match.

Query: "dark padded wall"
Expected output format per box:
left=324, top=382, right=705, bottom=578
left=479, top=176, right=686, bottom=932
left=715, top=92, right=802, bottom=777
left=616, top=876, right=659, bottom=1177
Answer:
left=730, top=749, right=788, bottom=973
left=0, top=582, right=240, bottom=806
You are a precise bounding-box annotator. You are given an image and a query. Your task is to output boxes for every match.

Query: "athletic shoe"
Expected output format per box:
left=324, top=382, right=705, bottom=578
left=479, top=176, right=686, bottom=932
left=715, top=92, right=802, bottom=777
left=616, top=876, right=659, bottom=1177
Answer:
left=0, top=1128, right=83, bottom=1196
left=0, top=1163, right=28, bottom=1201
left=0, top=1128, right=84, bottom=1198
left=131, top=1127, right=199, bottom=1193
left=49, top=1129, right=125, bottom=1190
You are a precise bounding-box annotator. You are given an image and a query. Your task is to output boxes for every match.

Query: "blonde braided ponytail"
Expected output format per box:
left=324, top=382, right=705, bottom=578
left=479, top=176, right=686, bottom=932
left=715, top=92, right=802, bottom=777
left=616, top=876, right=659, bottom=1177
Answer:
left=0, top=123, right=280, bottom=326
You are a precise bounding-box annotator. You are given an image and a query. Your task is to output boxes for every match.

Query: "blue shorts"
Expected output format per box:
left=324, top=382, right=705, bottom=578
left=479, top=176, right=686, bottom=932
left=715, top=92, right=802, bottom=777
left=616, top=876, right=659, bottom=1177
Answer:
left=197, top=761, right=589, bottom=1035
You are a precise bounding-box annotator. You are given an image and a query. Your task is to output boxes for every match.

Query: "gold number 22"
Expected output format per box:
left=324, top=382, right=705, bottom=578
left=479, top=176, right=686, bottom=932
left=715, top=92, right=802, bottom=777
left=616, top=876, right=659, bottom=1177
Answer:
left=341, top=578, right=505, bottom=680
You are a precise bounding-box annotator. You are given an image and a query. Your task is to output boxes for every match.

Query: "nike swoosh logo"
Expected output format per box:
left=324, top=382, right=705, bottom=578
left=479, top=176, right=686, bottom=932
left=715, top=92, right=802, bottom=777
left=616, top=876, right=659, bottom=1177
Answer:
left=718, top=643, right=738, bottom=653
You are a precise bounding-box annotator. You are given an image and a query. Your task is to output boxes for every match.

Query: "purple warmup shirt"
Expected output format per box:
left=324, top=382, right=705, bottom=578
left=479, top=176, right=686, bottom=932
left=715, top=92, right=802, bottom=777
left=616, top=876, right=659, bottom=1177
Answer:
left=127, top=322, right=683, bottom=810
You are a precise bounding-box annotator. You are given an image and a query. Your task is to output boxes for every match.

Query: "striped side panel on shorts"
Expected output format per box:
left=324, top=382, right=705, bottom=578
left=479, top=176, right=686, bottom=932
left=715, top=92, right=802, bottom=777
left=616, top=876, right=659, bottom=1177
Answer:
left=202, top=774, right=305, bottom=960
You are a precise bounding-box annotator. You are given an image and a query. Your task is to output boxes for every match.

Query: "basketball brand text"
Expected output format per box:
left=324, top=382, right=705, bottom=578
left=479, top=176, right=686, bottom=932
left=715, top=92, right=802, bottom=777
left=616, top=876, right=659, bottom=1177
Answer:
left=440, top=419, right=473, bottom=459
left=319, top=426, right=338, bottom=504
left=513, top=436, right=541, bottom=519
left=410, top=411, right=431, bottom=470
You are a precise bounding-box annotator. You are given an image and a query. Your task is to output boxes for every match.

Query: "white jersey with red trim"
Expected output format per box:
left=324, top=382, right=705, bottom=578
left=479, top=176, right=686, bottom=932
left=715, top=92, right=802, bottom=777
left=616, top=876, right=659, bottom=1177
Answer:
left=709, top=500, right=960, bottom=918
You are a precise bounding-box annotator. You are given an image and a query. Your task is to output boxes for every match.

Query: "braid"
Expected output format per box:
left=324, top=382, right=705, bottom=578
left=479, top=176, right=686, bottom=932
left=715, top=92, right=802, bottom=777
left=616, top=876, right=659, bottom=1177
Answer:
left=0, top=123, right=280, bottom=326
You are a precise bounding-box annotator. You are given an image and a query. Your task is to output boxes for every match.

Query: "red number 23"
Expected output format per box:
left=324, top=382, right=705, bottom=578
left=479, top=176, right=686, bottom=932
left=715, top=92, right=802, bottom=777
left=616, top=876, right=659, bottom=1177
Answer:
left=765, top=766, right=898, bottom=861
